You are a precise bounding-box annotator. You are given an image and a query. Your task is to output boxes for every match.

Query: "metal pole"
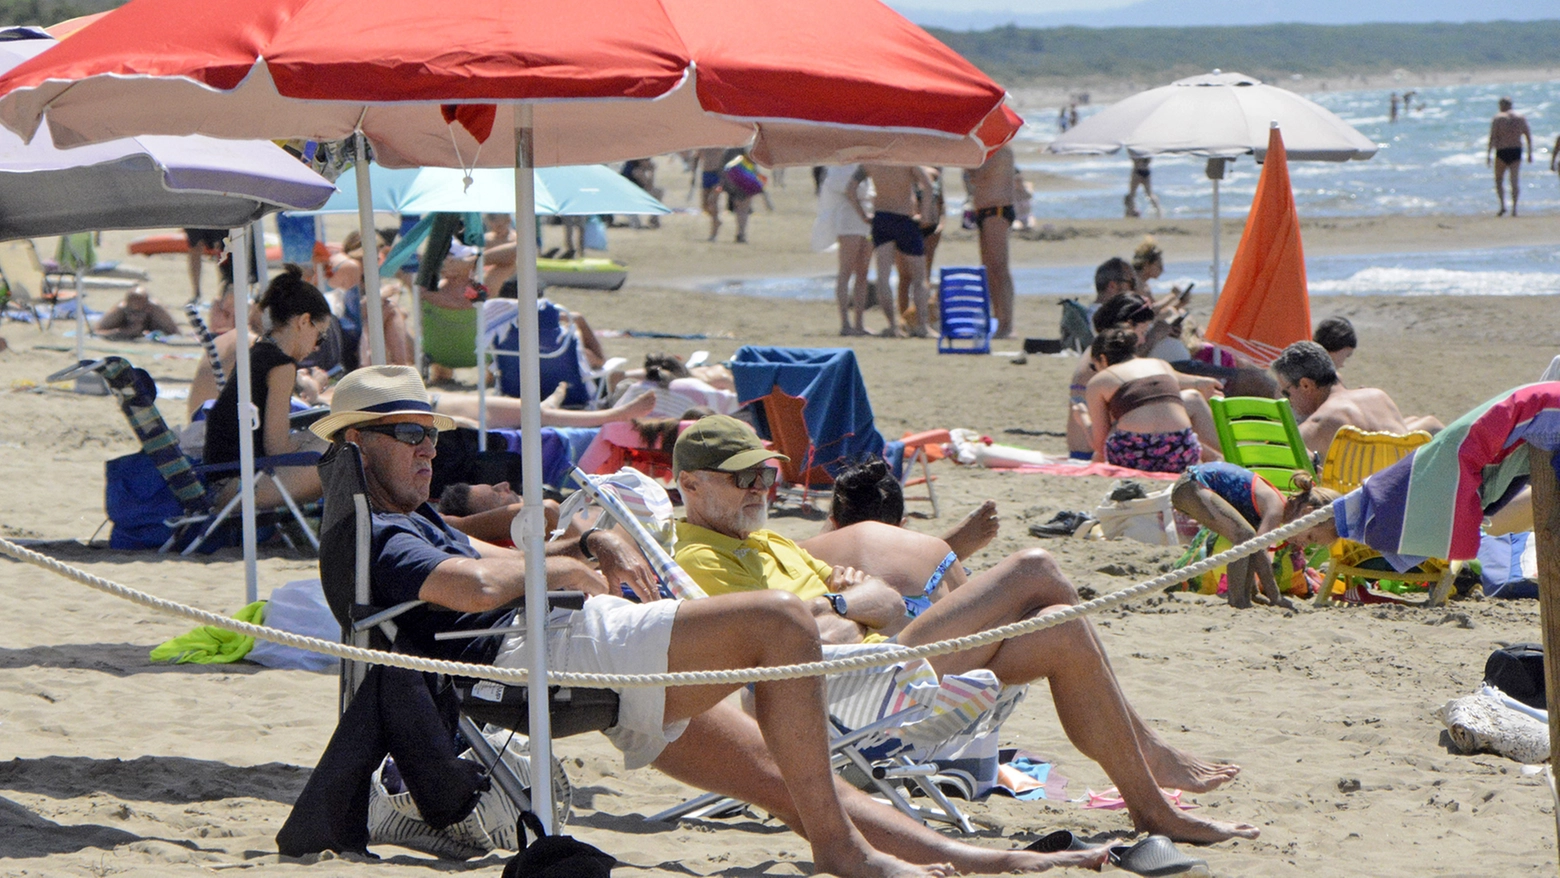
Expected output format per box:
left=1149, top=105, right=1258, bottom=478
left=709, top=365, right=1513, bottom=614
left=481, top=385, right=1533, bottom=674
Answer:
left=1211, top=177, right=1221, bottom=302
left=514, top=104, right=555, bottom=833
left=230, top=226, right=259, bottom=603
left=1531, top=447, right=1560, bottom=856
left=251, top=220, right=269, bottom=290
left=354, top=136, right=386, bottom=365
left=72, top=257, right=86, bottom=363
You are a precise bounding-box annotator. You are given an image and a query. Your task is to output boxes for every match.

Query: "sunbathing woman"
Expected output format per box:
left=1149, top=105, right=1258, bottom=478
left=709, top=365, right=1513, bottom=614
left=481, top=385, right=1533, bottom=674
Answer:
left=1085, top=327, right=1221, bottom=473
left=203, top=265, right=331, bottom=509
left=1171, top=461, right=1293, bottom=609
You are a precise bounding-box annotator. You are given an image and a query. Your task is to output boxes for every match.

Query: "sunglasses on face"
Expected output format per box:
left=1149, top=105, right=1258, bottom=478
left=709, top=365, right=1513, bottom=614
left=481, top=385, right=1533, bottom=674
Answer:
left=719, top=466, right=778, bottom=490
left=357, top=423, right=440, bottom=446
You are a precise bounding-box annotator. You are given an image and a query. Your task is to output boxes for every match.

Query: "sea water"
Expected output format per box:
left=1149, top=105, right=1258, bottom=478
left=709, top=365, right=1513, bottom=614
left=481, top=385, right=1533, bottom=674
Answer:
left=701, top=246, right=1560, bottom=300
left=700, top=79, right=1560, bottom=301
left=1013, top=78, right=1560, bottom=221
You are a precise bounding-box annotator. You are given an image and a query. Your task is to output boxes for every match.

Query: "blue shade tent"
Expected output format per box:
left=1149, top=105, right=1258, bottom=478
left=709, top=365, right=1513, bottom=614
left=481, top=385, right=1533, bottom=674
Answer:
left=729, top=346, right=887, bottom=477
left=298, top=162, right=668, bottom=217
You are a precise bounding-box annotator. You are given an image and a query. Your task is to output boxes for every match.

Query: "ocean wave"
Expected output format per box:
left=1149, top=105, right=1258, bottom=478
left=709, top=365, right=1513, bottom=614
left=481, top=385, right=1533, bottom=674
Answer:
left=1310, top=266, right=1560, bottom=297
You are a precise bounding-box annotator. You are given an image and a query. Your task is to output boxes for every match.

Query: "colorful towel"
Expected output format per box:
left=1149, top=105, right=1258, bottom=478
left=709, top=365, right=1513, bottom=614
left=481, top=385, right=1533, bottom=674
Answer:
left=1332, top=382, right=1560, bottom=568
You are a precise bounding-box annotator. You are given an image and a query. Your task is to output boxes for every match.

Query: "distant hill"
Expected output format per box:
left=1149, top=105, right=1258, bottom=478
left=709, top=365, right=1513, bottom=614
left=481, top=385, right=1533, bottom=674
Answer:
left=900, top=0, right=1560, bottom=30
left=927, top=20, right=1560, bottom=85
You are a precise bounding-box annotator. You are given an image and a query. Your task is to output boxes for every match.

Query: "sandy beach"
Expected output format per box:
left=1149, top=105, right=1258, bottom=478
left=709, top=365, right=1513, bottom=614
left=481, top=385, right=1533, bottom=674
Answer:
left=1, top=155, right=1558, bottom=878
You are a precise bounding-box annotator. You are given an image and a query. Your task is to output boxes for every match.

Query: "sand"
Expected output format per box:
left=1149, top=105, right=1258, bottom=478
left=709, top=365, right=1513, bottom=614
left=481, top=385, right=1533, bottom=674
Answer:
left=1, top=163, right=1557, bottom=877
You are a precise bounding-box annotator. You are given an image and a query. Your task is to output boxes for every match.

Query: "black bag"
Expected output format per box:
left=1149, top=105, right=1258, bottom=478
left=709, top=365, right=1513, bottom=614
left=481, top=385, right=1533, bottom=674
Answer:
left=1484, top=643, right=1546, bottom=709
left=502, top=810, right=615, bottom=878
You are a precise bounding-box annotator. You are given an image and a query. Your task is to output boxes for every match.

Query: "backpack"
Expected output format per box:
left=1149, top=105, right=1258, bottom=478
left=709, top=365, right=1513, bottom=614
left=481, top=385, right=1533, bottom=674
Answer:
left=1484, top=643, right=1545, bottom=709
left=1058, top=298, right=1092, bottom=353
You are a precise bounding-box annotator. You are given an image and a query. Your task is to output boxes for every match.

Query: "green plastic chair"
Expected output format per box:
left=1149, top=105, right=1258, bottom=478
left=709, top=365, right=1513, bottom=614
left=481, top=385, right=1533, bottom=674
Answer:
left=1209, top=396, right=1315, bottom=492
left=420, top=301, right=478, bottom=370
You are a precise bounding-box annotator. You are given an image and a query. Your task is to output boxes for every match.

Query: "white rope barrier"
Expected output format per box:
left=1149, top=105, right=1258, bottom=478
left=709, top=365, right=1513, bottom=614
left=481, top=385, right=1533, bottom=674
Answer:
left=0, top=504, right=1334, bottom=689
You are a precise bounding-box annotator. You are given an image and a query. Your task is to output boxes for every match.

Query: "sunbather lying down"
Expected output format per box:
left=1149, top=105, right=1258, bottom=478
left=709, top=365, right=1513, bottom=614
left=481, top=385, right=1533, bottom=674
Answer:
left=427, top=383, right=656, bottom=429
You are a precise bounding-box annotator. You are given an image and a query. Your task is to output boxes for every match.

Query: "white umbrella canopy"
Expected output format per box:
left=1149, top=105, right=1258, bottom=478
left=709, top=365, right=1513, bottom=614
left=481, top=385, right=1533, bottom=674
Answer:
left=1049, top=70, right=1377, bottom=161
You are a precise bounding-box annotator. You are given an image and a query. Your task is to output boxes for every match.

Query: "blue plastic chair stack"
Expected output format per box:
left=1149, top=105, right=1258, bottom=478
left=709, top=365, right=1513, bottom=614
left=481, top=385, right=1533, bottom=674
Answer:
left=936, top=266, right=992, bottom=355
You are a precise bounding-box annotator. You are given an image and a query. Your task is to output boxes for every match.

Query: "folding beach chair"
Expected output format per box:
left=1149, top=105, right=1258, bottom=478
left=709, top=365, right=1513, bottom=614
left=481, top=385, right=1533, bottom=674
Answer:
left=936, top=266, right=992, bottom=355
left=1311, top=426, right=1459, bottom=607
left=421, top=300, right=480, bottom=370
left=274, top=441, right=618, bottom=856
left=52, top=356, right=321, bottom=554
left=0, top=239, right=65, bottom=328
left=1210, top=396, right=1315, bottom=492
left=730, top=346, right=888, bottom=501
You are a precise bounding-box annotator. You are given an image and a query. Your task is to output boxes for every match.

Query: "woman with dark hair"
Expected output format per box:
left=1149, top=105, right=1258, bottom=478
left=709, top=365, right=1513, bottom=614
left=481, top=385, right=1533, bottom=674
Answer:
left=1084, top=327, right=1219, bottom=473
left=204, top=264, right=333, bottom=507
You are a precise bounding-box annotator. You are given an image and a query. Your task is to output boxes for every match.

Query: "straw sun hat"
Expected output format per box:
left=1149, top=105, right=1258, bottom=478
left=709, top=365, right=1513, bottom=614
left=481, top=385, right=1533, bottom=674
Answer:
left=309, top=365, right=456, bottom=440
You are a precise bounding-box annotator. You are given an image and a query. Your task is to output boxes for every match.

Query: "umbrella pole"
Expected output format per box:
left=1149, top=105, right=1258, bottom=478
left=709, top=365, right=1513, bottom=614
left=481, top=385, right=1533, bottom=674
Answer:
left=72, top=265, right=85, bottom=363
left=354, top=136, right=386, bottom=365
left=1210, top=177, right=1221, bottom=302
left=251, top=220, right=269, bottom=290
left=230, top=226, right=259, bottom=603
left=513, top=103, right=556, bottom=834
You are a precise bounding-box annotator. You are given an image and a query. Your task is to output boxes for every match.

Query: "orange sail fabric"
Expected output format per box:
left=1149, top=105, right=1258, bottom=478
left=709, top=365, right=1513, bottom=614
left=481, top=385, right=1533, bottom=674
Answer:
left=1204, top=125, right=1311, bottom=365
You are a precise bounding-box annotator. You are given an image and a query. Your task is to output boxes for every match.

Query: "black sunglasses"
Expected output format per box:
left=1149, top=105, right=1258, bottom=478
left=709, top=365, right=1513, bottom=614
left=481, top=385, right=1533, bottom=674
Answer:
left=357, top=423, right=440, bottom=446
left=719, top=467, right=778, bottom=490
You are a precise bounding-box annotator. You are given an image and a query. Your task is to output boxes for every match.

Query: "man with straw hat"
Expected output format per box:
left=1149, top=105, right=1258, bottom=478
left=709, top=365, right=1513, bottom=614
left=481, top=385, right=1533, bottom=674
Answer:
left=314, top=365, right=1099, bottom=878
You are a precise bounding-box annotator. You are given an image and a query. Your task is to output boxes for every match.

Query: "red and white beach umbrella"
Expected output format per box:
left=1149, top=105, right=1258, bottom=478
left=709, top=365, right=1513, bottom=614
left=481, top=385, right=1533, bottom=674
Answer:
left=0, top=0, right=1021, bottom=820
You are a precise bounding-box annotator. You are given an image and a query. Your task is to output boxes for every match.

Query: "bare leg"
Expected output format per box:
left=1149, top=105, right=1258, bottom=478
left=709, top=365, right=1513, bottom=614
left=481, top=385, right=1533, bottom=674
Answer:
left=903, top=252, right=930, bottom=338
left=703, top=188, right=721, bottom=241
left=732, top=196, right=752, bottom=243
left=1510, top=161, right=1521, bottom=216
left=940, top=499, right=1000, bottom=560
left=894, top=550, right=1256, bottom=842
left=653, top=702, right=1108, bottom=873
left=662, top=592, right=952, bottom=878
left=1495, top=163, right=1509, bottom=215
left=872, top=243, right=900, bottom=336
left=977, top=215, right=1014, bottom=338
left=836, top=235, right=870, bottom=335
left=848, top=237, right=871, bottom=334
left=1180, top=391, right=1223, bottom=462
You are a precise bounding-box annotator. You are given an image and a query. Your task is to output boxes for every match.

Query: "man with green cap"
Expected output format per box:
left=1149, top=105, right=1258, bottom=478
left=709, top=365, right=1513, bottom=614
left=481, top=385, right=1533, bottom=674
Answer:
left=670, top=415, right=1260, bottom=845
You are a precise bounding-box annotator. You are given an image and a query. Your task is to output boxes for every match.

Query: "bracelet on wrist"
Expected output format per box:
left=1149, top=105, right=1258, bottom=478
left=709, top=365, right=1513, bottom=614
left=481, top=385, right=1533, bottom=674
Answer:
left=578, top=526, right=601, bottom=561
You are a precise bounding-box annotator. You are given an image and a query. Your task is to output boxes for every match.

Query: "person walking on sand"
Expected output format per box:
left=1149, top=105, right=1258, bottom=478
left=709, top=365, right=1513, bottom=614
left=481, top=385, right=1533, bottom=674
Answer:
left=846, top=164, right=933, bottom=337
left=962, top=145, right=1017, bottom=338
left=1125, top=156, right=1161, bottom=219
left=1550, top=134, right=1560, bottom=188
left=1487, top=97, right=1532, bottom=217
left=690, top=147, right=728, bottom=241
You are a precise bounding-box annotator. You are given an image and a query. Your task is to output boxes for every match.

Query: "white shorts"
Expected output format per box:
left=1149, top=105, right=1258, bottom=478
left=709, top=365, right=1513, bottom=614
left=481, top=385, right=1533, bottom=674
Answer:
left=494, top=595, right=685, bottom=770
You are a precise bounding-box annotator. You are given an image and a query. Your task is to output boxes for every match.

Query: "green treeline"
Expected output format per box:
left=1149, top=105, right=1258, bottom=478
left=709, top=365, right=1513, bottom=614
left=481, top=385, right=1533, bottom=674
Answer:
left=929, top=21, right=1560, bottom=84
left=0, top=0, right=119, bottom=28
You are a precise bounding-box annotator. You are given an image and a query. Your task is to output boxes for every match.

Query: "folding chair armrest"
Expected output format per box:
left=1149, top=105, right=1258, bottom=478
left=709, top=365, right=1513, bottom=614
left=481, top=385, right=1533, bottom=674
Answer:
left=288, top=406, right=331, bottom=429
left=351, top=599, right=427, bottom=633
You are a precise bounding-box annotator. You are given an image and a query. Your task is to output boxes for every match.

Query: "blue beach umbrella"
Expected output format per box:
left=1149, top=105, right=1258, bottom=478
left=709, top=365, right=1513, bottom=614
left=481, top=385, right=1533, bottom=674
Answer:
left=301, top=162, right=669, bottom=217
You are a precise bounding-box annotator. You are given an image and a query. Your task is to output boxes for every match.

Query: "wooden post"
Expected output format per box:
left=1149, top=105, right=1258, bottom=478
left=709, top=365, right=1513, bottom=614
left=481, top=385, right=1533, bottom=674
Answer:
left=1532, top=446, right=1560, bottom=855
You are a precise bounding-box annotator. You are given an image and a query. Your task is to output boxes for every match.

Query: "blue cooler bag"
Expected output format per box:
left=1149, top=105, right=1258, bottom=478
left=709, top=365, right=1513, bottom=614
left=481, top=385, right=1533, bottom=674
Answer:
left=105, top=452, right=183, bottom=550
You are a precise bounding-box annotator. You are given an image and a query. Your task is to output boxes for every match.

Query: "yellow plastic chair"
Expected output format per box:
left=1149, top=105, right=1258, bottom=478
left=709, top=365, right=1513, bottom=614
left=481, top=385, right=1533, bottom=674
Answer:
left=1209, top=396, right=1314, bottom=492
left=1312, top=426, right=1459, bottom=607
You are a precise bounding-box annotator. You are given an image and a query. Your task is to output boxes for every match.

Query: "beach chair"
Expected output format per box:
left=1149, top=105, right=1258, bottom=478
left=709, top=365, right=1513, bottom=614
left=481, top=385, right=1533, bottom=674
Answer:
left=0, top=239, right=65, bottom=328
left=1210, top=396, right=1315, bottom=492
left=487, top=297, right=613, bottom=409
left=421, top=300, right=480, bottom=371
left=1312, top=426, right=1459, bottom=607
left=730, top=346, right=888, bottom=500
left=51, top=356, right=321, bottom=554
left=274, top=441, right=618, bottom=856
left=936, top=266, right=992, bottom=355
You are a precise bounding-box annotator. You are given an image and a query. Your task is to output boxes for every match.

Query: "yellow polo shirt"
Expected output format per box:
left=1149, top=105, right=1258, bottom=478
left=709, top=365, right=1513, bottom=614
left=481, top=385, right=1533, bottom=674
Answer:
left=674, top=520, right=888, bottom=644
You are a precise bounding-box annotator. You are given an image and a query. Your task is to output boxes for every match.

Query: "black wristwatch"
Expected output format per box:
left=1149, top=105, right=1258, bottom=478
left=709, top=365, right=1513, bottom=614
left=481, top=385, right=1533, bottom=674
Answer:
left=823, top=592, right=848, bottom=617
left=578, top=526, right=602, bottom=561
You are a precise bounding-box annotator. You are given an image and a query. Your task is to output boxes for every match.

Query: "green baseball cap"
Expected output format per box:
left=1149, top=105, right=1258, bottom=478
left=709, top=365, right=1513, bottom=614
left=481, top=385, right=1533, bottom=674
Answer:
left=673, top=414, right=787, bottom=476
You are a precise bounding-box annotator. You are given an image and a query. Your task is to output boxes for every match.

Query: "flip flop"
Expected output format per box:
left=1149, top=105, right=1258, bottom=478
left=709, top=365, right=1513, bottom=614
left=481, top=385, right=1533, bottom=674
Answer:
left=1023, top=829, right=1092, bottom=853
left=1107, top=835, right=1208, bottom=877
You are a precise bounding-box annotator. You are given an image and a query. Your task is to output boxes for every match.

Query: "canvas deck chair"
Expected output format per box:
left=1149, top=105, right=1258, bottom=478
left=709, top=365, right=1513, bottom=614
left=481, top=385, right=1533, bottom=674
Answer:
left=936, top=266, right=992, bottom=355
left=488, top=296, right=616, bottom=409
left=1210, top=396, right=1315, bottom=492
left=0, top=239, right=66, bottom=327
left=276, top=442, right=619, bottom=856
left=730, top=346, right=888, bottom=502
left=52, top=356, right=321, bottom=554
left=422, top=300, right=480, bottom=371
left=1311, top=426, right=1459, bottom=607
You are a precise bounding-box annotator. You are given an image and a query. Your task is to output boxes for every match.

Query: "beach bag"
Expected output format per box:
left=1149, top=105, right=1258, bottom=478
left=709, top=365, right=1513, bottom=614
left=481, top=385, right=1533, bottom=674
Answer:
left=1092, top=483, right=1177, bottom=546
left=1484, top=643, right=1546, bottom=709
left=104, top=452, right=183, bottom=549
left=1058, top=298, right=1092, bottom=353
left=368, top=730, right=572, bottom=859
left=501, top=810, right=616, bottom=878
left=722, top=154, right=766, bottom=197
left=582, top=215, right=608, bottom=252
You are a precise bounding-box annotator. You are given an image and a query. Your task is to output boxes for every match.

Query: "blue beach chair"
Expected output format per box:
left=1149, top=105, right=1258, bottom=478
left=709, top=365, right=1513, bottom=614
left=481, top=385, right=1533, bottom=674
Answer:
left=936, top=266, right=992, bottom=355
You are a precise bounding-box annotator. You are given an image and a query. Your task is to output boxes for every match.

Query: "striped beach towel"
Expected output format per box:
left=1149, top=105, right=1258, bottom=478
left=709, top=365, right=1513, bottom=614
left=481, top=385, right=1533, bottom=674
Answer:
left=1333, top=382, right=1560, bottom=568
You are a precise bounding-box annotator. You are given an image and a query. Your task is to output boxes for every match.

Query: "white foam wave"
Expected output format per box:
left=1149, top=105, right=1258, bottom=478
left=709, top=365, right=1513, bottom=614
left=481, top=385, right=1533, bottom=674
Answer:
left=1310, top=266, right=1560, bottom=297
left=1435, top=153, right=1486, bottom=167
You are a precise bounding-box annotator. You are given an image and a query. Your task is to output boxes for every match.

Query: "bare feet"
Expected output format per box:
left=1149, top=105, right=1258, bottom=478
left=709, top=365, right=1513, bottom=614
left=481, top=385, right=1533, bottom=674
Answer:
left=877, top=326, right=904, bottom=338
left=1134, top=802, right=1260, bottom=844
left=906, top=324, right=930, bottom=338
left=982, top=846, right=1111, bottom=873
left=941, top=500, right=999, bottom=560
left=540, top=382, right=569, bottom=409
left=813, top=845, right=955, bottom=878
left=615, top=390, right=657, bottom=420
left=1144, top=743, right=1240, bottom=793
